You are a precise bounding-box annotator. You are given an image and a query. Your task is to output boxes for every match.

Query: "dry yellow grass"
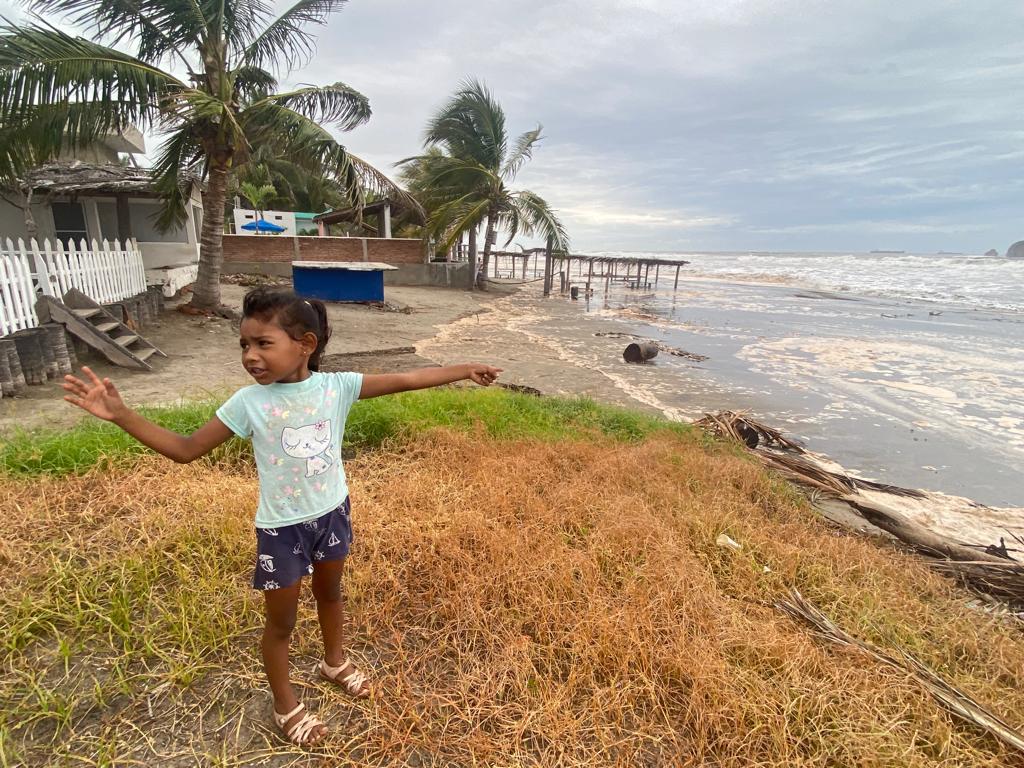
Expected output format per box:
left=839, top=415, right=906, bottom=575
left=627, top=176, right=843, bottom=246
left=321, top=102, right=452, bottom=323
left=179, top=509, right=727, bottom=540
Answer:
left=1, top=429, right=1023, bottom=766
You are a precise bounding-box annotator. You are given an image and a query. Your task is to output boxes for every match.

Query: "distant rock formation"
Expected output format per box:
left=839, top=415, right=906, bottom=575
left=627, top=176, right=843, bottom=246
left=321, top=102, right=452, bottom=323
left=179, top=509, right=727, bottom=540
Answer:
left=985, top=248, right=999, bottom=257
left=1008, top=241, right=1024, bottom=259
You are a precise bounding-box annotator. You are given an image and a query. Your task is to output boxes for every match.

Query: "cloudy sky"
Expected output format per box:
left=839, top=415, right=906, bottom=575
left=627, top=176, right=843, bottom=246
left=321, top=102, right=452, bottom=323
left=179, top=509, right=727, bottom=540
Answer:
left=6, top=0, right=1024, bottom=252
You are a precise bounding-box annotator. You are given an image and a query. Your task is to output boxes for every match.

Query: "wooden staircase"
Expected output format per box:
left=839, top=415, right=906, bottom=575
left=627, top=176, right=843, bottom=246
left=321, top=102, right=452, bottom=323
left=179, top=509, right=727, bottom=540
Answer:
left=36, top=288, right=166, bottom=371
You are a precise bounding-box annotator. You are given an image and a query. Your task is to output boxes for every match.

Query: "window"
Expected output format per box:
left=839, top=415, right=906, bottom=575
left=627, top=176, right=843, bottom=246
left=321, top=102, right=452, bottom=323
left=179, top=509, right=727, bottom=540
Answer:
left=51, top=201, right=88, bottom=244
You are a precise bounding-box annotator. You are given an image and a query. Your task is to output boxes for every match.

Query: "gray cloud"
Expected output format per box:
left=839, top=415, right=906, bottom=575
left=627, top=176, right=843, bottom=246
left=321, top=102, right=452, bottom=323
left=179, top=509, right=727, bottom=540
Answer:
left=6, top=0, right=1024, bottom=252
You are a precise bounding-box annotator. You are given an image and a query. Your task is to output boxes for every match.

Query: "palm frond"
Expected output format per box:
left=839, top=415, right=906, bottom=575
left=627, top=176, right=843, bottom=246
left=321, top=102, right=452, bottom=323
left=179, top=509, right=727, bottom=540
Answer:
left=346, top=151, right=423, bottom=220
left=0, top=22, right=182, bottom=133
left=255, top=82, right=370, bottom=131
left=509, top=189, right=569, bottom=251
left=501, top=125, right=542, bottom=180
left=777, top=588, right=1024, bottom=755
left=243, top=100, right=407, bottom=211
left=238, top=180, right=275, bottom=207
left=424, top=78, right=507, bottom=171
left=231, top=65, right=277, bottom=101
left=24, top=0, right=205, bottom=68
left=241, top=0, right=348, bottom=70
left=149, top=126, right=204, bottom=230
left=404, top=154, right=495, bottom=199
left=201, top=0, right=274, bottom=55
left=495, top=203, right=522, bottom=246
left=429, top=194, right=490, bottom=252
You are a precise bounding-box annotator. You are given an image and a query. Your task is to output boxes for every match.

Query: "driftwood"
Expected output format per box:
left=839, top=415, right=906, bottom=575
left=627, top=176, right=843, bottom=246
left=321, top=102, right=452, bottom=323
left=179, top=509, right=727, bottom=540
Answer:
left=777, top=588, right=1024, bottom=755
left=697, top=411, right=1024, bottom=607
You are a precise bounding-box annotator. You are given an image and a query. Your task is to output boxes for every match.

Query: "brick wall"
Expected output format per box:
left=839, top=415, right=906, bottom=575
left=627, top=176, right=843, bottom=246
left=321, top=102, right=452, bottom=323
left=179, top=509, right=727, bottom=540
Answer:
left=222, top=235, right=424, bottom=265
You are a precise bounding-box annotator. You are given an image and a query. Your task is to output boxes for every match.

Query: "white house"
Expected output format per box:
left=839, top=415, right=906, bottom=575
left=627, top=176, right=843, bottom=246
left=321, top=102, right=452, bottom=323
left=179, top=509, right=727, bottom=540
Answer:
left=232, top=207, right=319, bottom=236
left=0, top=130, right=203, bottom=296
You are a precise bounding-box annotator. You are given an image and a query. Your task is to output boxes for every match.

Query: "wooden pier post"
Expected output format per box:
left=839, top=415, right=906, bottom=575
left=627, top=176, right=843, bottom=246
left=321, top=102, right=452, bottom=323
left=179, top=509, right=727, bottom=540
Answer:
left=542, top=236, right=553, bottom=297
left=674, top=265, right=681, bottom=291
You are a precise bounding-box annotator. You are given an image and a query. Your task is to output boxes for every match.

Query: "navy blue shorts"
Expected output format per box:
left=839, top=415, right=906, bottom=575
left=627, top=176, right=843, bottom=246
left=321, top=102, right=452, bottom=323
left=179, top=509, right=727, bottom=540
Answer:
left=252, top=497, right=352, bottom=591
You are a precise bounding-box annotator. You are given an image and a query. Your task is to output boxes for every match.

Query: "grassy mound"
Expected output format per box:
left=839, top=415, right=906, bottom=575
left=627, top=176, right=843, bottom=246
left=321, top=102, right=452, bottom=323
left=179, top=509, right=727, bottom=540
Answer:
left=0, top=388, right=693, bottom=476
left=1, top=392, right=1022, bottom=766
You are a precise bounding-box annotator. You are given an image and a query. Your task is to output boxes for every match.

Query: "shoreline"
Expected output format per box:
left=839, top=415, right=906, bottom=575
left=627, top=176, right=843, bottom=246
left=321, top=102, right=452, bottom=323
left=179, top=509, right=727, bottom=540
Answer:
left=418, top=277, right=1024, bottom=513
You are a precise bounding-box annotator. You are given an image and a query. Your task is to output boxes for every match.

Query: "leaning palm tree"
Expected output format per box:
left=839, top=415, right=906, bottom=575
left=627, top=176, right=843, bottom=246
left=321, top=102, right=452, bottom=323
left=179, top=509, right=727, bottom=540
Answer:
left=0, top=0, right=407, bottom=311
left=400, top=80, right=568, bottom=289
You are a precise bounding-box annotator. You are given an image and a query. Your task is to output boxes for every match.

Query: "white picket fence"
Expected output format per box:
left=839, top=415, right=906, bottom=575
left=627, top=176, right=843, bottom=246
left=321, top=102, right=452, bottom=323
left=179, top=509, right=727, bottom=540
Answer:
left=0, top=237, right=147, bottom=336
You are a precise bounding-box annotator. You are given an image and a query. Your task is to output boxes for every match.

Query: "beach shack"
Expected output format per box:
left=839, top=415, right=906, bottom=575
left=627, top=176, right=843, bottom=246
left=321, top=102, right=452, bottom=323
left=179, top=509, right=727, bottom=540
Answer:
left=291, top=261, right=398, bottom=303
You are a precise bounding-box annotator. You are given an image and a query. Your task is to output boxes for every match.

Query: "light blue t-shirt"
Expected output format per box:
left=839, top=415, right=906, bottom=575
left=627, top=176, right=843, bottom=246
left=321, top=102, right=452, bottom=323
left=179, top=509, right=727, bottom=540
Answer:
left=216, top=371, right=363, bottom=528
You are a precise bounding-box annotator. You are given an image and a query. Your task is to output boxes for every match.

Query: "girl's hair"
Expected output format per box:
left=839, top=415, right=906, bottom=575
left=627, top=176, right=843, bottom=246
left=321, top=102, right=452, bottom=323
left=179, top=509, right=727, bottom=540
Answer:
left=242, top=287, right=332, bottom=371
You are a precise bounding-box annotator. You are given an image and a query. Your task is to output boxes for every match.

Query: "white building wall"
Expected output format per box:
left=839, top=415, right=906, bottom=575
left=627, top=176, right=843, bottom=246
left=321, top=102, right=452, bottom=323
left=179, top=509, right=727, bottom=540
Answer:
left=0, top=198, right=56, bottom=241
left=233, top=208, right=297, bottom=236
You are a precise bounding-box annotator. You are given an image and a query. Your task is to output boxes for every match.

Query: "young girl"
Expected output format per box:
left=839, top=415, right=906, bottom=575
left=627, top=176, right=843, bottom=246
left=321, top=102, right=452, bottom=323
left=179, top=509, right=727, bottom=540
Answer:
left=62, top=286, right=502, bottom=746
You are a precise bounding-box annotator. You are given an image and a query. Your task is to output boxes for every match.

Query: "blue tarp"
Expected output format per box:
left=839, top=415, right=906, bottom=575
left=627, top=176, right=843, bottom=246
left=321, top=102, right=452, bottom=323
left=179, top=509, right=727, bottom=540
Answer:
left=240, top=218, right=286, bottom=233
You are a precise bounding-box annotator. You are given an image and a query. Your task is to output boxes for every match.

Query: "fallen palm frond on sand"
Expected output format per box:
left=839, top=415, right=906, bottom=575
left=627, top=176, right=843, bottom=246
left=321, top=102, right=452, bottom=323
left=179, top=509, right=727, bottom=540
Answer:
left=697, top=411, right=1024, bottom=607
left=2, top=418, right=1024, bottom=765
left=776, top=588, right=1024, bottom=755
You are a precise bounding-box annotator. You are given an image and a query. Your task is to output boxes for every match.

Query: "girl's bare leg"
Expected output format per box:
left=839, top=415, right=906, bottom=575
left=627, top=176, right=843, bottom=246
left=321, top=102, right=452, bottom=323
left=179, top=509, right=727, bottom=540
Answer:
left=263, top=583, right=325, bottom=741
left=311, top=558, right=346, bottom=666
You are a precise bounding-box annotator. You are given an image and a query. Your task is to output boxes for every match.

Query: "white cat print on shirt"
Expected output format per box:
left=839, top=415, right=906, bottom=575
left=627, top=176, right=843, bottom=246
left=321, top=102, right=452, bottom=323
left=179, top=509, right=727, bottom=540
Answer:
left=281, top=420, right=333, bottom=478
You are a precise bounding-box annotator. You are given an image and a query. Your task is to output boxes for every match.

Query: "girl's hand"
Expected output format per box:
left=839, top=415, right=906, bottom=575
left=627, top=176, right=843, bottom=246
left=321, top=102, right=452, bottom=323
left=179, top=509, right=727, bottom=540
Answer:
left=466, top=364, right=503, bottom=386
left=62, top=366, right=129, bottom=422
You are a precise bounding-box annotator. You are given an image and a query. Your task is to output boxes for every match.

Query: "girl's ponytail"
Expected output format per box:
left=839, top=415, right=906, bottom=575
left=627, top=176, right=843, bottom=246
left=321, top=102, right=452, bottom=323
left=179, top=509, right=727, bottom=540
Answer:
left=306, top=299, right=331, bottom=371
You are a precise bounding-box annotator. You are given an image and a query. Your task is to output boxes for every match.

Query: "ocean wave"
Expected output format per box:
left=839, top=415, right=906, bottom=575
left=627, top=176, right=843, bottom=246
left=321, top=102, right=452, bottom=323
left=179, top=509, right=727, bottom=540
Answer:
left=580, top=250, right=1024, bottom=313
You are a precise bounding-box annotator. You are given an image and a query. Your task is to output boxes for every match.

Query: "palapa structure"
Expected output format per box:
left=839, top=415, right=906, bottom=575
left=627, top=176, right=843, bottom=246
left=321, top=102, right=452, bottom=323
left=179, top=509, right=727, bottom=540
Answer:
left=489, top=248, right=692, bottom=294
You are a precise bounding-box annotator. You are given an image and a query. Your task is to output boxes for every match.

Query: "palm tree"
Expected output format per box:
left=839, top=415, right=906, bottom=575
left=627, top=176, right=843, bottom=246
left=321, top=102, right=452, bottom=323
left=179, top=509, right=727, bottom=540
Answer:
left=234, top=143, right=347, bottom=213
left=400, top=79, right=568, bottom=289
left=0, top=0, right=407, bottom=311
left=238, top=180, right=276, bottom=232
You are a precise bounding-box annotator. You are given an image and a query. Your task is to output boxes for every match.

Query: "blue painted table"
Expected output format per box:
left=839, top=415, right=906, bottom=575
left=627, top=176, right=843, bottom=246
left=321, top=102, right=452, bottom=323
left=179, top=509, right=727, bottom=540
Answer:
left=291, top=261, right=398, bottom=302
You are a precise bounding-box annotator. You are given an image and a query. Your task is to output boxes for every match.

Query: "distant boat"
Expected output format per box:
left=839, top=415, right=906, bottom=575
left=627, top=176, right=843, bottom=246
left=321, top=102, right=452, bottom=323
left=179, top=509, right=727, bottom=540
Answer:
left=870, top=249, right=905, bottom=254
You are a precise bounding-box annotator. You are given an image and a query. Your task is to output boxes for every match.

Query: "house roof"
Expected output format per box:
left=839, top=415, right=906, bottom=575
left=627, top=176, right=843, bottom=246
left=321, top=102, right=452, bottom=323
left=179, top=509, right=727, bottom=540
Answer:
left=313, top=197, right=420, bottom=226
left=12, top=161, right=201, bottom=196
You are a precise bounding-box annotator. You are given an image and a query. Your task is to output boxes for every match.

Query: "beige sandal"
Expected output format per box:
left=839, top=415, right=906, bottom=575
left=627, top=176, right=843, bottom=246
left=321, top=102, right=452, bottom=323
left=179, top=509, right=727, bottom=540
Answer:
left=317, top=658, right=371, bottom=698
left=273, top=701, right=325, bottom=745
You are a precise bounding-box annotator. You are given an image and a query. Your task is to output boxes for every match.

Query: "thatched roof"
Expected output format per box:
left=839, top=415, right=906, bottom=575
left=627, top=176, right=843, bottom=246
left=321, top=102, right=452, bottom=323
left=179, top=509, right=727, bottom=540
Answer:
left=11, top=161, right=201, bottom=196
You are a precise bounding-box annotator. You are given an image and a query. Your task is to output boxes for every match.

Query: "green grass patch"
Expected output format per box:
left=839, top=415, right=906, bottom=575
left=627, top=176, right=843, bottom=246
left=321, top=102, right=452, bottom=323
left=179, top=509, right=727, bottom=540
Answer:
left=0, top=388, right=693, bottom=477
left=346, top=387, right=691, bottom=447
left=0, top=400, right=252, bottom=476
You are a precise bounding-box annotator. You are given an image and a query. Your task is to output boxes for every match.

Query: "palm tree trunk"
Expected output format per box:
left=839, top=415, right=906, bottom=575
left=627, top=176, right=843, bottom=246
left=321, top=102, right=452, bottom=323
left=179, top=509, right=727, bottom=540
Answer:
left=191, top=160, right=230, bottom=311
left=19, top=187, right=38, bottom=241
left=467, top=226, right=478, bottom=291
left=479, top=212, right=497, bottom=290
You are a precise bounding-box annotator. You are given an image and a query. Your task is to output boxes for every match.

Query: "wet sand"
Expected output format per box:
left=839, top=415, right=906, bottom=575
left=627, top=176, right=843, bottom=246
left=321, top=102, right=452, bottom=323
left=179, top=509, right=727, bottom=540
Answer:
left=424, top=278, right=1022, bottom=509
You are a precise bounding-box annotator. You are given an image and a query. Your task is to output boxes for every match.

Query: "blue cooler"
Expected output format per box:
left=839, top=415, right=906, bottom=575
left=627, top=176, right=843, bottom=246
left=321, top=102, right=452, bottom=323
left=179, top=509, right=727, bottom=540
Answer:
left=291, top=261, right=398, bottom=302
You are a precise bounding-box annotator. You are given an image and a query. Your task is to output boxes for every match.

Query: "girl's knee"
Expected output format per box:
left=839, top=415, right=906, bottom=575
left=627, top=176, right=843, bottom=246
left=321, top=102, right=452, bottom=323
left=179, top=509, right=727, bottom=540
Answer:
left=264, top=613, right=297, bottom=639
left=312, top=578, right=343, bottom=604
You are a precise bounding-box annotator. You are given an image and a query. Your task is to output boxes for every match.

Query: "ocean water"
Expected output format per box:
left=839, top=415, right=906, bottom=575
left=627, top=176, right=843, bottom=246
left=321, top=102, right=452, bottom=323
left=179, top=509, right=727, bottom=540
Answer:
left=582, top=250, right=1024, bottom=314
left=493, top=251, right=1024, bottom=508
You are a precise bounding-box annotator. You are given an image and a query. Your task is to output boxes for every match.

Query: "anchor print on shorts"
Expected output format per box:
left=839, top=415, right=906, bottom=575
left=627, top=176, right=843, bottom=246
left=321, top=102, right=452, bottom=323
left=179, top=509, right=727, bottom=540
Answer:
left=259, top=554, right=276, bottom=573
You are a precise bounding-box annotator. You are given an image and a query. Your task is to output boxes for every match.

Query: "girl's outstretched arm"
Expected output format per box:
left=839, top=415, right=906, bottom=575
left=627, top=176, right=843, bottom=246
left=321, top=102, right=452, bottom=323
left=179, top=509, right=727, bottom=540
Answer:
left=63, top=366, right=234, bottom=463
left=359, top=363, right=503, bottom=400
